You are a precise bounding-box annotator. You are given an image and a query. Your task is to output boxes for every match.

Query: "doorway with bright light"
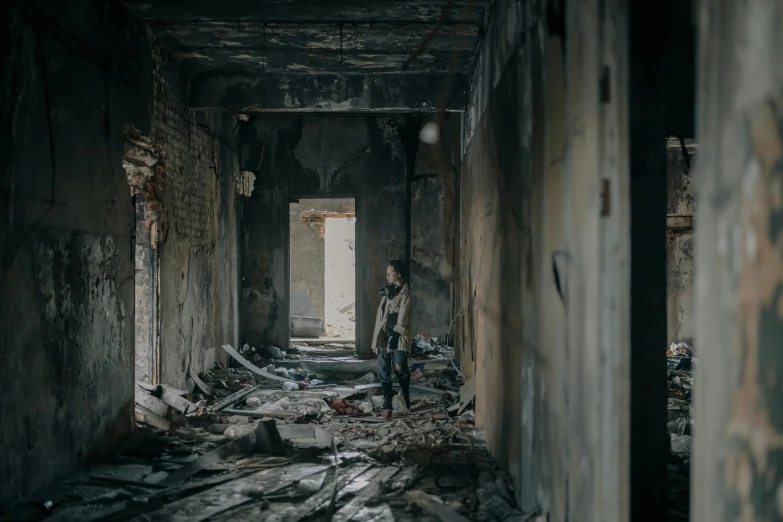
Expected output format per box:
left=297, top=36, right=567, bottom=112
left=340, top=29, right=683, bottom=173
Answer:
left=289, top=198, right=356, bottom=341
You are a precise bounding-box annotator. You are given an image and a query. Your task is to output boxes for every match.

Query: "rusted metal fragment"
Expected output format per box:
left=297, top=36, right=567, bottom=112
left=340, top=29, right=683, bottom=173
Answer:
left=666, top=215, right=693, bottom=229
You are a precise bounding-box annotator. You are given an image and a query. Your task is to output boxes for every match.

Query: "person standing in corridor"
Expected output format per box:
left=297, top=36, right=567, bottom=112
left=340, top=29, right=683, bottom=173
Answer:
left=371, top=260, right=413, bottom=419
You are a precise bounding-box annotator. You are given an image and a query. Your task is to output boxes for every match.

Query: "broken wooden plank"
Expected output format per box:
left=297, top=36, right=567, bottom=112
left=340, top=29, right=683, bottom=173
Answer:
left=137, top=383, right=197, bottom=415
left=154, top=385, right=197, bottom=415
left=135, top=386, right=171, bottom=418
left=332, top=466, right=399, bottom=522
left=189, top=366, right=214, bottom=396
left=221, top=407, right=296, bottom=419
left=54, top=473, right=243, bottom=522
left=222, top=344, right=295, bottom=383
left=134, top=405, right=172, bottom=431
left=209, top=385, right=259, bottom=412
left=267, top=463, right=373, bottom=522
left=458, top=377, right=475, bottom=415
left=159, top=462, right=333, bottom=522
left=137, top=381, right=188, bottom=397
left=405, top=490, right=472, bottom=522
left=159, top=419, right=286, bottom=487
left=159, top=439, right=247, bottom=486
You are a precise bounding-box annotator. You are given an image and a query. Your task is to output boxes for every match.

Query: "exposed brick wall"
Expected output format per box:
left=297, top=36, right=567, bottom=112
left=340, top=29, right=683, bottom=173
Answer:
left=150, top=43, right=214, bottom=250
left=290, top=199, right=355, bottom=319
left=147, top=38, right=232, bottom=388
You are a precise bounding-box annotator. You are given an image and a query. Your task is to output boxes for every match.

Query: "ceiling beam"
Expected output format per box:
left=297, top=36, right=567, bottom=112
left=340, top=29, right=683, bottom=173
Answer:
left=123, top=0, right=489, bottom=24
left=190, top=71, right=467, bottom=112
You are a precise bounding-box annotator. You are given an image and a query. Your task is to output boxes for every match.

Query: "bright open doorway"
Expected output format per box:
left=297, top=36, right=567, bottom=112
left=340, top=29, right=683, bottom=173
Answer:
left=289, top=198, right=356, bottom=341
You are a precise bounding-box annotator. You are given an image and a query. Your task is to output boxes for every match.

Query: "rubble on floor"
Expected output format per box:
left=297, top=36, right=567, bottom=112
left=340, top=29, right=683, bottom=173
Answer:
left=666, top=341, right=694, bottom=448
left=5, top=345, right=530, bottom=522
left=666, top=341, right=694, bottom=522
left=412, top=335, right=455, bottom=360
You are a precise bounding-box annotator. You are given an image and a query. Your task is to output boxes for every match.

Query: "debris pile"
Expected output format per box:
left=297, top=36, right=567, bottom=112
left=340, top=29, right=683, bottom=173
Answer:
left=8, top=345, right=530, bottom=522
left=412, top=334, right=456, bottom=359
left=666, top=341, right=694, bottom=452
left=666, top=342, right=694, bottom=521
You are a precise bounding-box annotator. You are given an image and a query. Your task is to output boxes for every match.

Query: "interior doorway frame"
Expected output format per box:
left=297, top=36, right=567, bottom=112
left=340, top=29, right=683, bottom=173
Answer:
left=286, top=196, right=359, bottom=345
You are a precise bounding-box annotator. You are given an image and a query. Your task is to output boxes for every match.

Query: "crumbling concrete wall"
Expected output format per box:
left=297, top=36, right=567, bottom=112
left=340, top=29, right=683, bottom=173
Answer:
left=666, top=138, right=696, bottom=346
left=692, top=1, right=783, bottom=520
left=0, top=1, right=240, bottom=503
left=460, top=0, right=544, bottom=511
left=289, top=198, right=355, bottom=319
left=0, top=1, right=150, bottom=505
left=410, top=177, right=451, bottom=338
left=240, top=116, right=416, bottom=352
left=410, top=113, right=460, bottom=340
left=150, top=45, right=239, bottom=388
left=459, top=0, right=632, bottom=520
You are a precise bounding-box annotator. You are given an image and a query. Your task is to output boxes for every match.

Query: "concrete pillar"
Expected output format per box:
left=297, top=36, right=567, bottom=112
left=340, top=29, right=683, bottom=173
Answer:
left=693, top=0, right=783, bottom=520
left=666, top=139, right=697, bottom=346
left=629, top=0, right=669, bottom=519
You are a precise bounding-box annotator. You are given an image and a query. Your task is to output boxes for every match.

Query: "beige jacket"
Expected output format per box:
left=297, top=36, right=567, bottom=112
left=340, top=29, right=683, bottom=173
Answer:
left=371, top=283, right=413, bottom=353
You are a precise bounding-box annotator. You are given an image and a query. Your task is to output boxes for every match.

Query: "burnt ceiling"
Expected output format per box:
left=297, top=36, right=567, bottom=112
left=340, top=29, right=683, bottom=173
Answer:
left=123, top=0, right=490, bottom=76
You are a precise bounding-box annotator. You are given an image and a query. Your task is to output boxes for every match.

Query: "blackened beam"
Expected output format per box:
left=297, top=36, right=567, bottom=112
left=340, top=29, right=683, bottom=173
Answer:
left=189, top=72, right=467, bottom=112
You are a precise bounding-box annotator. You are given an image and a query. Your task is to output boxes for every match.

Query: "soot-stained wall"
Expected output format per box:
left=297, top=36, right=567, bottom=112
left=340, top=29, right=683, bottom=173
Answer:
left=460, top=0, right=539, bottom=508
left=150, top=47, right=239, bottom=388
left=459, top=0, right=633, bottom=519
left=0, top=1, right=150, bottom=505
left=240, top=116, right=417, bottom=353
left=409, top=114, right=461, bottom=340
left=0, top=1, right=240, bottom=503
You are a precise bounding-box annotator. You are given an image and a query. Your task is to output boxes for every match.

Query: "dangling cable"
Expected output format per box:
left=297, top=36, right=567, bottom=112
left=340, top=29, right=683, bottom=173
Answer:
left=11, top=27, right=57, bottom=254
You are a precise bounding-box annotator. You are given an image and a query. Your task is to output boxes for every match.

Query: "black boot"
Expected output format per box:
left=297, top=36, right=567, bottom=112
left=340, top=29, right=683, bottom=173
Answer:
left=399, top=376, right=411, bottom=409
left=381, top=382, right=395, bottom=410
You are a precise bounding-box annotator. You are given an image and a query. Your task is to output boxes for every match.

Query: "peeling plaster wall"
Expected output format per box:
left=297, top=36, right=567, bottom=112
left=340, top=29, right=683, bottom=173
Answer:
left=240, top=116, right=416, bottom=353
left=0, top=1, right=240, bottom=502
left=410, top=177, right=451, bottom=338
left=150, top=46, right=239, bottom=387
left=410, top=114, right=461, bottom=340
left=0, top=1, right=150, bottom=505
left=459, top=0, right=632, bottom=519
left=459, top=0, right=543, bottom=510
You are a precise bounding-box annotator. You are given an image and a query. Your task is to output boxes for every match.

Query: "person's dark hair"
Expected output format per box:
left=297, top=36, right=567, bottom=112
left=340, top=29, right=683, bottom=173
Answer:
left=387, top=260, right=407, bottom=282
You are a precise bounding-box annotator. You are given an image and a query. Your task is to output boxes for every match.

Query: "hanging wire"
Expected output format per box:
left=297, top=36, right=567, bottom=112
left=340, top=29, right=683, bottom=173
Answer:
left=10, top=26, right=57, bottom=254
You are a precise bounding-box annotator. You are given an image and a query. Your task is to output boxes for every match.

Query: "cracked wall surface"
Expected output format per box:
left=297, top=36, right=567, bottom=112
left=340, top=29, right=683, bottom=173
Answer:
left=0, top=1, right=240, bottom=504
left=0, top=0, right=150, bottom=505
left=150, top=47, right=239, bottom=388
left=459, top=0, right=633, bottom=520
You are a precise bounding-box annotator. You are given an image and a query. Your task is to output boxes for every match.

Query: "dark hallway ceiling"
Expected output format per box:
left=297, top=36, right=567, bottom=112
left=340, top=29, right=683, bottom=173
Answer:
left=123, top=0, right=490, bottom=76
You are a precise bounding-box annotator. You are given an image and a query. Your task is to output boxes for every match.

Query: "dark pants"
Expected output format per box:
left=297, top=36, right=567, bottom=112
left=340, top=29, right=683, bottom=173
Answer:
left=377, top=347, right=411, bottom=410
